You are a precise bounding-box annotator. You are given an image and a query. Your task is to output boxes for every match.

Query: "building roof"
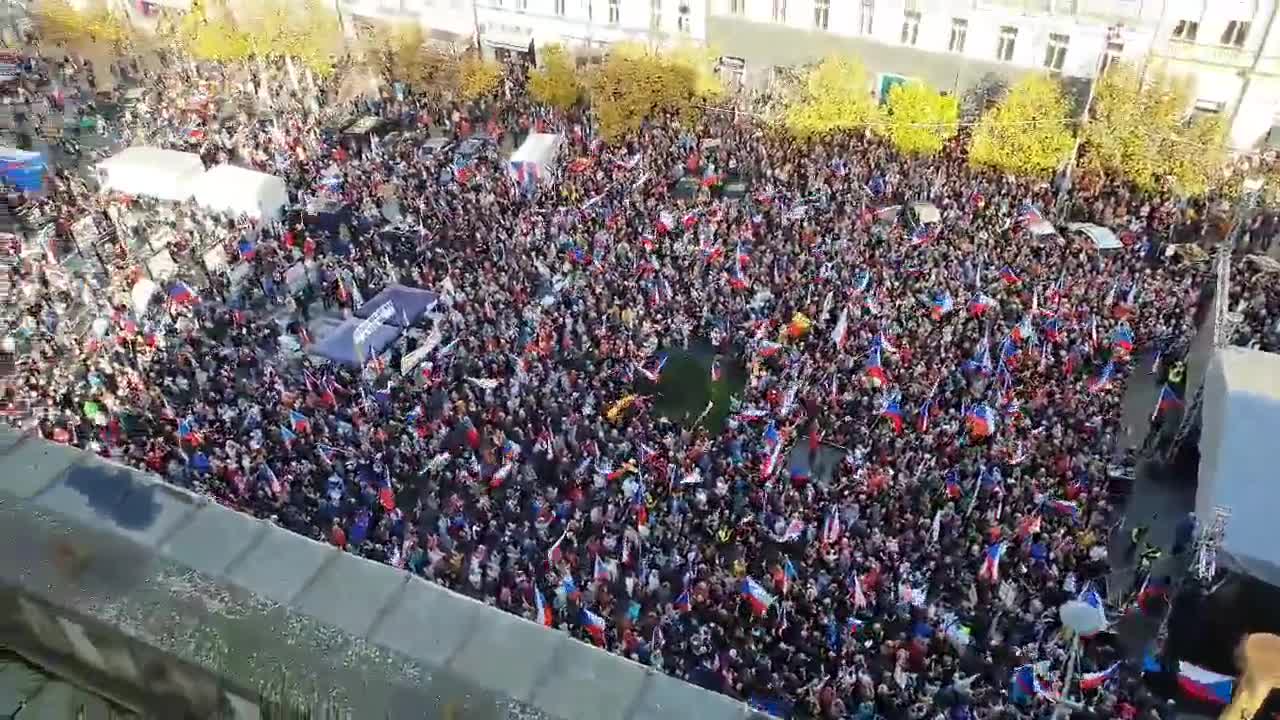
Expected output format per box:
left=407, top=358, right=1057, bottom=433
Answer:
left=0, top=428, right=758, bottom=719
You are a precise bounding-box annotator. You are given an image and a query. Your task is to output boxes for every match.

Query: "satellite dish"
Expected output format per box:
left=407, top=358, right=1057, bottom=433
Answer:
left=1060, top=600, right=1107, bottom=636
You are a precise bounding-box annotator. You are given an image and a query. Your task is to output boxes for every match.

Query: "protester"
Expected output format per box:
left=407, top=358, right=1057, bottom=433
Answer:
left=5, top=49, right=1238, bottom=719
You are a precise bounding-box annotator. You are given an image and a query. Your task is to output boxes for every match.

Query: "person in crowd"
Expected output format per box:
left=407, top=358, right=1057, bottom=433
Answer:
left=5, top=48, right=1261, bottom=720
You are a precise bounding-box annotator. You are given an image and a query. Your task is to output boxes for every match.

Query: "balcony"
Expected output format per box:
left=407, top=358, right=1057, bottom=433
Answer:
left=1159, top=38, right=1254, bottom=69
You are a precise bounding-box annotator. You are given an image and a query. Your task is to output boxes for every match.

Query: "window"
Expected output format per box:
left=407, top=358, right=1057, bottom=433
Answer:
left=1172, top=19, right=1198, bottom=41
left=608, top=0, right=619, bottom=23
left=997, top=25, right=1017, bottom=62
left=729, top=0, right=744, bottom=15
left=771, top=0, right=785, bottom=23
left=814, top=0, right=829, bottom=30
left=860, top=0, right=873, bottom=35
left=1222, top=20, right=1250, bottom=47
left=949, top=18, right=967, bottom=53
left=517, top=0, right=528, bottom=10
left=650, top=0, right=661, bottom=29
left=1101, top=26, right=1123, bottom=73
left=901, top=10, right=920, bottom=45
left=555, top=0, right=565, bottom=14
left=1044, top=33, right=1068, bottom=71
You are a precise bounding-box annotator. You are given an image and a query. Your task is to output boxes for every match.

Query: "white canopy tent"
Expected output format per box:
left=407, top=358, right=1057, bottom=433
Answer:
left=1197, top=347, right=1280, bottom=587
left=94, top=146, right=205, bottom=201
left=190, top=164, right=289, bottom=219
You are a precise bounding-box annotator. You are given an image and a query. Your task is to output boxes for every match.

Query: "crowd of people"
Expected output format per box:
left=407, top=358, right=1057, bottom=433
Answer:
left=5, top=46, right=1273, bottom=719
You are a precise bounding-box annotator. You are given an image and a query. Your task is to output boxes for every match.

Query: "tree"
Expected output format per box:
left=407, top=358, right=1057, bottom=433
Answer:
left=1083, top=64, right=1226, bottom=195
left=179, top=0, right=253, bottom=64
left=587, top=46, right=702, bottom=143
left=245, top=0, right=344, bottom=77
left=529, top=44, right=581, bottom=111
left=33, top=0, right=133, bottom=54
left=882, top=80, right=958, bottom=156
left=665, top=43, right=726, bottom=101
left=458, top=56, right=502, bottom=101
left=968, top=74, right=1074, bottom=177
left=782, top=55, right=880, bottom=139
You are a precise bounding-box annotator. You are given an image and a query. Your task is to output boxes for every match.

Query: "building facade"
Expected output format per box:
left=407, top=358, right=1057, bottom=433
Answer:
left=338, top=0, right=707, bottom=60
left=109, top=0, right=1280, bottom=149
left=707, top=0, right=1160, bottom=103
left=1147, top=0, right=1280, bottom=148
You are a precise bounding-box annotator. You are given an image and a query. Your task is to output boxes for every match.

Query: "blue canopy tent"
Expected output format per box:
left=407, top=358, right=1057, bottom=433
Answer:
left=355, top=284, right=439, bottom=328
left=310, top=317, right=401, bottom=367
left=0, top=147, right=45, bottom=192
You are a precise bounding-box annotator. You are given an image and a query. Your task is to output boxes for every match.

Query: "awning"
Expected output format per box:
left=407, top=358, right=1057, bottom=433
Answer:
left=483, top=31, right=534, bottom=53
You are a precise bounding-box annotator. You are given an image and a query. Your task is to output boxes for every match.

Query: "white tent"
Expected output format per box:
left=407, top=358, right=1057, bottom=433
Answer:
left=508, top=133, right=563, bottom=186
left=190, top=164, right=289, bottom=219
left=1197, top=347, right=1280, bottom=587
left=94, top=146, right=205, bottom=201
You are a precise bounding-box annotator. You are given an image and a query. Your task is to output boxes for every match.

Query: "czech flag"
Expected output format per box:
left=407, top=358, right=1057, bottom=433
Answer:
left=238, top=238, right=256, bottom=261
left=290, top=410, right=310, bottom=433
left=1016, top=204, right=1044, bottom=225
left=865, top=346, right=889, bottom=387
left=881, top=398, right=904, bottom=433
left=968, top=292, right=996, bottom=316
left=674, top=588, right=692, bottom=613
left=916, top=397, right=934, bottom=433
left=1010, top=316, right=1035, bottom=344
left=1080, top=663, right=1120, bottom=692
left=741, top=577, right=776, bottom=616
left=943, top=472, right=962, bottom=499
left=1155, top=384, right=1184, bottom=417
left=636, top=353, right=668, bottom=383
left=758, top=340, right=784, bottom=358
left=581, top=608, right=608, bottom=645
left=167, top=281, right=197, bottom=305
left=1088, top=361, right=1114, bottom=393
left=534, top=586, right=553, bottom=627
left=1000, top=266, right=1021, bottom=285
left=966, top=404, right=997, bottom=438
left=930, top=291, right=953, bottom=320
left=968, top=337, right=993, bottom=375
left=760, top=422, right=785, bottom=480
left=278, top=425, right=298, bottom=444
left=978, top=542, right=1004, bottom=583
left=821, top=509, right=841, bottom=545
left=1046, top=498, right=1081, bottom=521
left=1177, top=662, right=1235, bottom=705
left=1043, top=317, right=1063, bottom=344
left=910, top=224, right=932, bottom=246
left=177, top=418, right=202, bottom=446
left=1111, top=324, right=1135, bottom=354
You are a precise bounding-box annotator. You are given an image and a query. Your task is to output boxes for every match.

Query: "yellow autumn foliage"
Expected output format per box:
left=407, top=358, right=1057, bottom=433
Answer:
left=458, top=56, right=503, bottom=101
left=968, top=74, right=1074, bottom=177
left=1083, top=63, right=1226, bottom=196
left=352, top=22, right=458, bottom=94
left=179, top=0, right=252, bottom=63
left=881, top=80, right=958, bottom=156
left=529, top=45, right=581, bottom=111
left=244, top=0, right=344, bottom=76
left=782, top=55, right=881, bottom=139
left=587, top=46, right=706, bottom=143
left=33, top=0, right=133, bottom=52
